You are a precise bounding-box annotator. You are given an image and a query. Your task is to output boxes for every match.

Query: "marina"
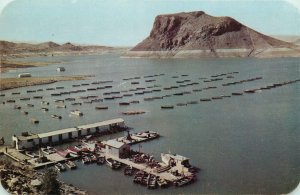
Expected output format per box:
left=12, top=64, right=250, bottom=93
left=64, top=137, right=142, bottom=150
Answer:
left=0, top=55, right=299, bottom=194
left=1, top=119, right=197, bottom=188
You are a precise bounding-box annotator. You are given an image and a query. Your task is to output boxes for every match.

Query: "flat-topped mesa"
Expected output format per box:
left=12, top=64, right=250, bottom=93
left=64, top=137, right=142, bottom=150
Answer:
left=130, top=11, right=298, bottom=57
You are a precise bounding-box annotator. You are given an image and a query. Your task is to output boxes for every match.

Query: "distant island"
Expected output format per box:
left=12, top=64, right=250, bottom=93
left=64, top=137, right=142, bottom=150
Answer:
left=127, top=11, right=300, bottom=58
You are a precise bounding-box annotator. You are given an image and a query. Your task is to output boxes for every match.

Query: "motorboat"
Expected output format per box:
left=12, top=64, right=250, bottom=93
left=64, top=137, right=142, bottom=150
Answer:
left=133, top=171, right=144, bottom=184
left=200, top=98, right=211, bottom=102
left=20, top=97, right=30, bottom=101
left=124, top=166, right=135, bottom=176
left=119, top=102, right=130, bottom=106
left=21, top=110, right=29, bottom=115
left=30, top=118, right=39, bottom=124
left=90, top=154, right=97, bottom=162
left=14, top=105, right=21, bottom=110
left=157, top=177, right=168, bottom=188
left=95, top=106, right=108, bottom=110
left=55, top=163, right=66, bottom=172
left=106, top=158, right=122, bottom=169
left=147, top=174, right=157, bottom=189
left=161, top=105, right=174, bottom=109
left=65, top=160, right=77, bottom=169
left=174, top=175, right=196, bottom=187
left=97, top=155, right=105, bottom=165
left=82, top=156, right=91, bottom=164
left=70, top=110, right=83, bottom=116
left=41, top=107, right=49, bottom=112
left=232, top=92, right=243, bottom=95
left=51, top=114, right=62, bottom=119
left=122, top=110, right=145, bottom=115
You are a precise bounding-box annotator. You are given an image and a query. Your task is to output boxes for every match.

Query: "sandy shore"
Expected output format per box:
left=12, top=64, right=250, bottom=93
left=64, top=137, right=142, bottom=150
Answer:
left=0, top=47, right=129, bottom=73
left=0, top=60, right=61, bottom=73
left=0, top=75, right=92, bottom=91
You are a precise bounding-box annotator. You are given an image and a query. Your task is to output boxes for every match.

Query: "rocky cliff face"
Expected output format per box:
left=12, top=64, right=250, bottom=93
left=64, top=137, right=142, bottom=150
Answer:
left=131, top=11, right=294, bottom=52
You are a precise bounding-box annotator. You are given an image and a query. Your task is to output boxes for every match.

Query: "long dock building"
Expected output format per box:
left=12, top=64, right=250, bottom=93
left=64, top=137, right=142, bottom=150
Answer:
left=12, top=118, right=125, bottom=150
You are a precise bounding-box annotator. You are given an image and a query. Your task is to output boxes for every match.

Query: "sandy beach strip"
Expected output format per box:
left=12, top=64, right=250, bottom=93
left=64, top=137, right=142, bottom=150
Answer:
left=0, top=75, right=92, bottom=91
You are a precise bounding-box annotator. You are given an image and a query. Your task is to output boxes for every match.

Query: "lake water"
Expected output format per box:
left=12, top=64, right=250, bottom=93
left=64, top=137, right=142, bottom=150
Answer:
left=0, top=54, right=299, bottom=194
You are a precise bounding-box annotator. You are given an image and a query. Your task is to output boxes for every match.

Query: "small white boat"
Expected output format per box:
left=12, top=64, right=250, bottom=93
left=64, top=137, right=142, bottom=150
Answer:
left=18, top=73, right=31, bottom=78
left=56, top=67, right=66, bottom=72
left=70, top=110, right=83, bottom=116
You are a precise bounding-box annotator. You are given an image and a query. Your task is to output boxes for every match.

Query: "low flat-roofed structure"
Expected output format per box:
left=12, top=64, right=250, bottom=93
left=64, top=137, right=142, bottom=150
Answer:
left=12, top=132, right=39, bottom=149
left=12, top=118, right=125, bottom=150
left=105, top=139, right=130, bottom=159
left=105, top=140, right=126, bottom=149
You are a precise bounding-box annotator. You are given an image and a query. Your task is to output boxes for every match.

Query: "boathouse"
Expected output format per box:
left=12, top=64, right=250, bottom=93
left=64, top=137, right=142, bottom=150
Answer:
left=105, top=140, right=130, bottom=159
left=12, top=118, right=125, bottom=150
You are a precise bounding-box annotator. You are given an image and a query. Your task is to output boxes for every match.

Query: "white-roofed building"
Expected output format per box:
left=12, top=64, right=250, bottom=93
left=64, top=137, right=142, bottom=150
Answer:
left=105, top=139, right=130, bottom=158
left=12, top=118, right=126, bottom=150
left=12, top=132, right=39, bottom=150
left=77, top=118, right=125, bottom=136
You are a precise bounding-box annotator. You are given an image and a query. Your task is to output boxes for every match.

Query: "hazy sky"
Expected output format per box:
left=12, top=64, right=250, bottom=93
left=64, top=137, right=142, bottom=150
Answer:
left=0, top=0, right=299, bottom=46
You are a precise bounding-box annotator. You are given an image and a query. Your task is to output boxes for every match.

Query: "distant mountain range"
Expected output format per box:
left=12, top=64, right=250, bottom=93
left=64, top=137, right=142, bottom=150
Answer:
left=0, top=41, right=116, bottom=57
left=128, top=11, right=300, bottom=58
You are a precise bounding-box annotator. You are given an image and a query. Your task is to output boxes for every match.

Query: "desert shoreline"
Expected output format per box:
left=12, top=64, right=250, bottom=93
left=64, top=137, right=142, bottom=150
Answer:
left=0, top=75, right=92, bottom=91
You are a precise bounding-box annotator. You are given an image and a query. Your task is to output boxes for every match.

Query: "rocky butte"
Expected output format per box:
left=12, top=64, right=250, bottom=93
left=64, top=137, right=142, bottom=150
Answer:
left=127, top=11, right=300, bottom=58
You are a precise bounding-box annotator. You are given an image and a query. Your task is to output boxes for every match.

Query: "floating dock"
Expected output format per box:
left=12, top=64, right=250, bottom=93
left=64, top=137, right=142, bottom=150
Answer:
left=104, top=153, right=193, bottom=182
